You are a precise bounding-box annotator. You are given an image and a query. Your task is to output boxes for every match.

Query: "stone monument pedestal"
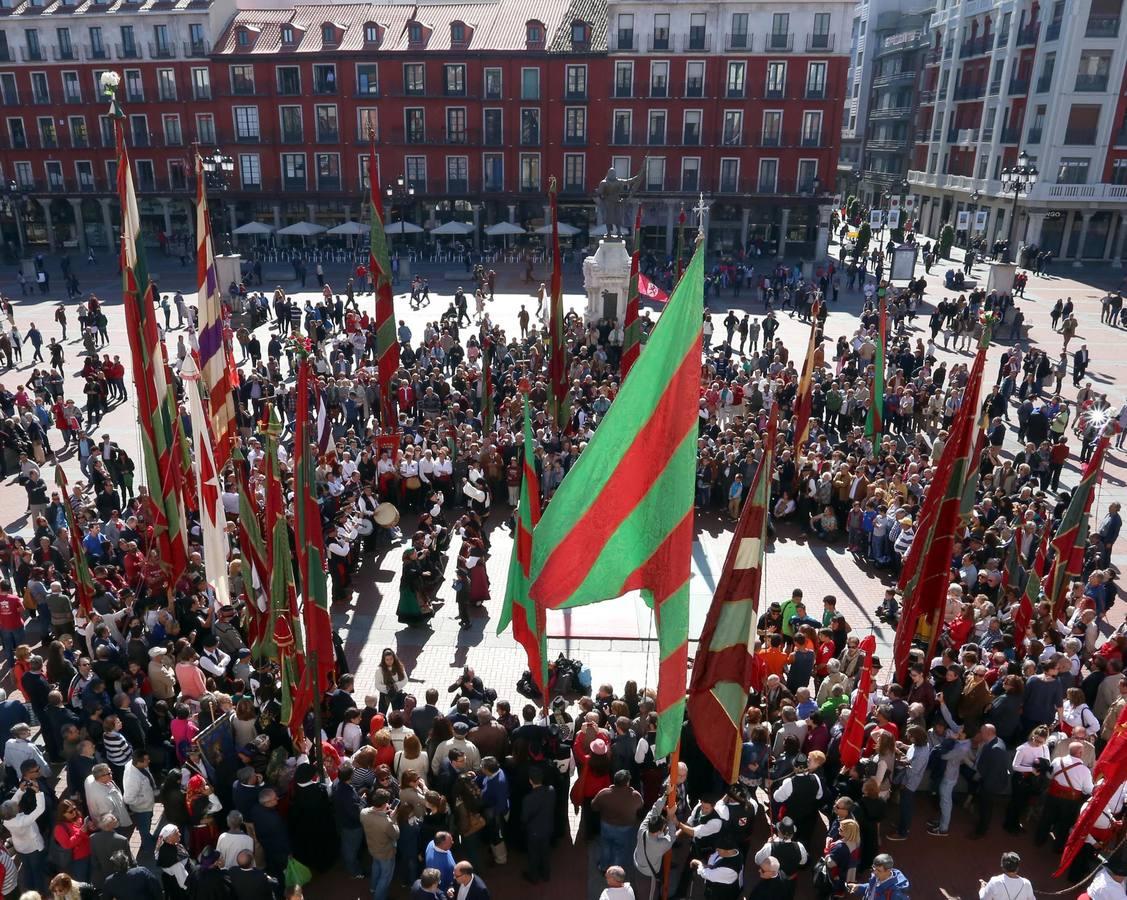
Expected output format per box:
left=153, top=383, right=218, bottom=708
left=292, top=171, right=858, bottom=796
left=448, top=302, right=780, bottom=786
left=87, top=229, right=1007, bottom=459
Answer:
left=986, top=261, right=1017, bottom=296
left=215, top=254, right=243, bottom=293
left=582, top=239, right=632, bottom=324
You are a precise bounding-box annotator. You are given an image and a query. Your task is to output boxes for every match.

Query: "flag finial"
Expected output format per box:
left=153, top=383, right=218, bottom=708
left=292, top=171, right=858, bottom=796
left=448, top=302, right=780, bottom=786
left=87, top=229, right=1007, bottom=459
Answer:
left=694, top=193, right=709, bottom=239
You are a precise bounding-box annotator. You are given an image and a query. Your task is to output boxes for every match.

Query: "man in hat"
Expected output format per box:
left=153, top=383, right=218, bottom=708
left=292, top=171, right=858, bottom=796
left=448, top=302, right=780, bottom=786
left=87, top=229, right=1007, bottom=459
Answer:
left=772, top=754, right=823, bottom=849
left=754, top=817, right=807, bottom=881
left=433, top=721, right=481, bottom=774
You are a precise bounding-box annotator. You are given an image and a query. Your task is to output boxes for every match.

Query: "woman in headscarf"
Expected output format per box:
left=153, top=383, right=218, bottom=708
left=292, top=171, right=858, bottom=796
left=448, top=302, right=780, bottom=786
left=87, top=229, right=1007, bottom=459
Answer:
left=288, top=762, right=339, bottom=873
left=184, top=774, right=221, bottom=858
left=397, top=549, right=436, bottom=626
left=156, top=824, right=195, bottom=900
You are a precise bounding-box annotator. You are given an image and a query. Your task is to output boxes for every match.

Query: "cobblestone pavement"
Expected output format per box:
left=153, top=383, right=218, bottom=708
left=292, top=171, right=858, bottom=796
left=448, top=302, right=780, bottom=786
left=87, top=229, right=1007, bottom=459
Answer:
left=1, top=238, right=1125, bottom=898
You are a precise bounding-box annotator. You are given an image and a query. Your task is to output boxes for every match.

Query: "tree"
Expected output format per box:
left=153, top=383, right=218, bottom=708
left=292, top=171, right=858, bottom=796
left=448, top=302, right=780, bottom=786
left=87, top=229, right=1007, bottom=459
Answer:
left=855, top=222, right=872, bottom=259
left=939, top=224, right=955, bottom=260
left=848, top=198, right=862, bottom=224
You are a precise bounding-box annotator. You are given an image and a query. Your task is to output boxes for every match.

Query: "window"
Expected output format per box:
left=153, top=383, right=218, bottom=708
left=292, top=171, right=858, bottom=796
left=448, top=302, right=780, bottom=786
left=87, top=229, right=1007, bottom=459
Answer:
left=758, top=158, right=778, bottom=192
left=157, top=69, right=176, bottom=101
left=681, top=157, right=700, bottom=192
left=281, top=26, right=294, bottom=45
left=98, top=115, right=114, bottom=147
left=30, top=72, right=49, bottom=104
left=645, top=157, right=664, bottom=190
left=682, top=110, right=702, bottom=145
left=189, top=23, right=206, bottom=55
left=281, top=153, right=306, bottom=189
left=76, top=161, right=94, bottom=191
left=280, top=107, right=303, bottom=143
left=521, top=68, right=540, bottom=100
left=364, top=24, right=380, bottom=44
left=25, top=28, right=42, bottom=61
left=761, top=110, right=781, bottom=145
left=0, top=74, right=16, bottom=105
left=68, top=115, right=87, bottom=147
left=313, top=64, right=336, bottom=94
left=58, top=72, right=78, bottom=105
left=729, top=13, right=749, bottom=49
left=153, top=24, right=170, bottom=56
left=237, top=29, right=250, bottom=47
left=41, top=160, right=61, bottom=192
left=685, top=62, right=704, bottom=98
left=613, top=110, right=632, bottom=144
left=127, top=114, right=146, bottom=147
left=766, top=62, right=786, bottom=97
left=802, top=111, right=822, bottom=145
left=88, top=26, right=105, bottom=59
left=5, top=117, right=24, bottom=149
left=647, top=110, right=666, bottom=145
left=321, top=24, right=336, bottom=45
left=56, top=27, right=73, bottom=59
left=358, top=108, right=377, bottom=141
left=566, top=65, right=587, bottom=99
left=192, top=68, right=211, bottom=101
left=405, top=155, right=426, bottom=190
left=653, top=13, right=669, bottom=50
left=124, top=69, right=143, bottom=103
left=1075, top=52, right=1111, bottom=91
left=316, top=153, right=340, bottom=189
left=196, top=113, right=215, bottom=144
left=564, top=107, right=586, bottom=142
left=14, top=162, right=34, bottom=190
left=526, top=22, right=543, bottom=44
left=770, top=13, right=790, bottom=49
left=1112, top=159, right=1127, bottom=186
left=723, top=110, right=744, bottom=145
left=616, top=13, right=634, bottom=49
left=234, top=106, right=260, bottom=141
left=359, top=153, right=376, bottom=191
left=806, top=62, right=827, bottom=98
left=688, top=13, right=706, bottom=50
left=446, top=155, right=468, bottom=191
left=797, top=159, right=818, bottom=192
left=405, top=108, right=425, bottom=143
left=356, top=64, right=378, bottom=96
left=404, top=64, right=425, bottom=95
left=520, top=154, right=540, bottom=191
left=230, top=65, right=254, bottom=95
left=409, top=22, right=424, bottom=43
left=719, top=159, right=739, bottom=192
left=650, top=61, right=668, bottom=97
left=451, top=22, right=466, bottom=44
left=1056, top=157, right=1090, bottom=183
left=483, top=153, right=503, bottom=191
left=615, top=62, right=633, bottom=97
left=484, top=109, right=502, bottom=145
left=811, top=13, right=831, bottom=48
left=315, top=105, right=338, bottom=142
left=562, top=153, right=585, bottom=190
left=119, top=24, right=136, bottom=57
left=162, top=114, right=181, bottom=146
left=570, top=22, right=586, bottom=46
left=277, top=66, right=300, bottom=95
left=484, top=68, right=502, bottom=100
left=444, top=64, right=466, bottom=96
left=446, top=108, right=466, bottom=143
left=726, top=61, right=746, bottom=97
left=239, top=154, right=261, bottom=189
left=521, top=108, right=540, bottom=144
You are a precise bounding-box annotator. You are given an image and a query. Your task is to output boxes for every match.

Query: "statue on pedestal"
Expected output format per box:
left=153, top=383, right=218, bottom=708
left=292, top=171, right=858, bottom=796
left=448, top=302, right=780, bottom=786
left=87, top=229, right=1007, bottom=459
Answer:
left=595, top=166, right=644, bottom=239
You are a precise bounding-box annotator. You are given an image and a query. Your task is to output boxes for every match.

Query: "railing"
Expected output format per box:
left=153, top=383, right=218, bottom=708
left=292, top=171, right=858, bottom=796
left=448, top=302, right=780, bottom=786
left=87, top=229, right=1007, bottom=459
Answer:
left=1063, top=127, right=1098, bottom=144
left=1074, top=74, right=1109, bottom=91
left=679, top=33, right=711, bottom=51
left=684, top=84, right=705, bottom=98
left=612, top=84, right=633, bottom=98
left=999, top=127, right=1021, bottom=143
left=562, top=133, right=587, bottom=145
left=1085, top=15, right=1120, bottom=37
left=765, top=87, right=785, bottom=100
left=725, top=33, right=752, bottom=51
left=230, top=81, right=257, bottom=96
left=646, top=34, right=671, bottom=51
left=51, top=45, right=77, bottom=61
left=1116, top=128, right=1127, bottom=147
left=610, top=33, right=637, bottom=51
left=988, top=79, right=1002, bottom=95
left=994, top=30, right=1010, bottom=47
left=148, top=42, right=176, bottom=58
left=125, top=91, right=144, bottom=103
left=1007, top=76, right=1030, bottom=94
left=1045, top=20, right=1061, bottom=40
left=316, top=128, right=340, bottom=143
left=312, top=81, right=337, bottom=95
left=959, top=35, right=992, bottom=57
left=193, top=87, right=212, bottom=101
left=31, top=92, right=51, bottom=105
left=870, top=105, right=913, bottom=117
left=184, top=40, right=209, bottom=57
left=115, top=43, right=141, bottom=59
left=563, top=88, right=587, bottom=100
left=20, top=47, right=46, bottom=62
left=947, top=127, right=980, bottom=143
left=649, top=85, right=668, bottom=98
left=1036, top=75, right=1052, bottom=92
left=1039, top=183, right=1127, bottom=201
left=1016, top=21, right=1040, bottom=45
left=647, top=131, right=666, bottom=146
left=1027, top=127, right=1042, bottom=143
left=919, top=89, right=936, bottom=103
left=805, top=86, right=826, bottom=99
left=86, top=45, right=109, bottom=60
left=764, top=32, right=794, bottom=52
left=806, top=33, right=834, bottom=51
left=682, top=130, right=701, bottom=146
left=64, top=90, right=84, bottom=104
left=280, top=130, right=304, bottom=145
left=953, top=83, right=986, bottom=99
left=872, top=70, right=917, bottom=87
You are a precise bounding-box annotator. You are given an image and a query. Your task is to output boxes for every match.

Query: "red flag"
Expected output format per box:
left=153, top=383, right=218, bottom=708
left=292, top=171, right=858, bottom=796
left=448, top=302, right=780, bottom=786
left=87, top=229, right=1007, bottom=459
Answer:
left=638, top=273, right=669, bottom=305
left=1013, top=525, right=1052, bottom=651
left=688, top=411, right=777, bottom=781
left=621, top=207, right=643, bottom=380
left=839, top=635, right=877, bottom=771
left=1055, top=703, right=1127, bottom=876
left=791, top=299, right=823, bottom=454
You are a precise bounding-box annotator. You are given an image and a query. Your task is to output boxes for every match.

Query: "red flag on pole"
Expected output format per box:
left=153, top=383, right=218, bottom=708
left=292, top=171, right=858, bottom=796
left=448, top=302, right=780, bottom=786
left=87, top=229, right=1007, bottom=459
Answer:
left=839, top=635, right=877, bottom=771
left=638, top=273, right=669, bottom=305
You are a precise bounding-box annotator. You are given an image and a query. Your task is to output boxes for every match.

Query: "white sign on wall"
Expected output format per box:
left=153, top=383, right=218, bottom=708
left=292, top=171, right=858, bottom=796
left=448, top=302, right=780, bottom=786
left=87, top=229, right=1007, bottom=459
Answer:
left=956, top=210, right=971, bottom=230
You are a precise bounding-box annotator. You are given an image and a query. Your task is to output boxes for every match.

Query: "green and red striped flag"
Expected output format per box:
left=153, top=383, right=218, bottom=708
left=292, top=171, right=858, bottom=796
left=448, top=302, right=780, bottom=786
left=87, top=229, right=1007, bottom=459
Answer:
left=865, top=292, right=886, bottom=442
left=547, top=177, right=569, bottom=430
left=1046, top=431, right=1110, bottom=618
left=264, top=409, right=309, bottom=732
left=54, top=466, right=95, bottom=617
left=498, top=397, right=546, bottom=697
left=1012, top=525, right=1051, bottom=650
left=792, top=298, right=823, bottom=454
left=529, top=244, right=704, bottom=757
left=296, top=358, right=334, bottom=694
left=232, top=446, right=269, bottom=657
left=107, top=75, right=189, bottom=588
left=367, top=130, right=399, bottom=426
left=960, top=415, right=989, bottom=519
left=621, top=206, right=644, bottom=381
left=687, top=409, right=777, bottom=781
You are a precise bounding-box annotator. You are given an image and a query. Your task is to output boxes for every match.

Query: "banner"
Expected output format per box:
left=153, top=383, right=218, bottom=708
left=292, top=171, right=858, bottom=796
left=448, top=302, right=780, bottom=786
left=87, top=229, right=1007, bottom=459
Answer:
left=888, top=209, right=901, bottom=228
left=889, top=196, right=901, bottom=211
left=956, top=210, right=970, bottom=230
left=974, top=209, right=988, bottom=232
left=638, top=273, right=669, bottom=304
left=870, top=210, right=884, bottom=228
left=904, top=195, right=917, bottom=211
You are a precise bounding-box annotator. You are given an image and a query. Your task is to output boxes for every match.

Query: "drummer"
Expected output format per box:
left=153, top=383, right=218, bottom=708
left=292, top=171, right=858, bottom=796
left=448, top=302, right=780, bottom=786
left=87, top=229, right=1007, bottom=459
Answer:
left=399, top=446, right=423, bottom=511
left=327, top=520, right=359, bottom=604
left=377, top=448, right=399, bottom=500
left=355, top=484, right=380, bottom=552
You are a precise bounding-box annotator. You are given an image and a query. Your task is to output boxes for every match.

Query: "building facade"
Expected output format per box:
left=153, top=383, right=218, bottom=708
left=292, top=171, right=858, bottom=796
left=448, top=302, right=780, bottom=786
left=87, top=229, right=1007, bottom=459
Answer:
left=907, top=0, right=1127, bottom=263
left=0, top=0, right=853, bottom=258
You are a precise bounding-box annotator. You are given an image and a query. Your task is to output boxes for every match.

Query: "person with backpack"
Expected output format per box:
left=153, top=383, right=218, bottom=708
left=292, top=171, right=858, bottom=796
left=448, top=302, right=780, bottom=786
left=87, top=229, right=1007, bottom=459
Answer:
left=815, top=818, right=860, bottom=897
left=634, top=797, right=677, bottom=900
left=846, top=853, right=910, bottom=900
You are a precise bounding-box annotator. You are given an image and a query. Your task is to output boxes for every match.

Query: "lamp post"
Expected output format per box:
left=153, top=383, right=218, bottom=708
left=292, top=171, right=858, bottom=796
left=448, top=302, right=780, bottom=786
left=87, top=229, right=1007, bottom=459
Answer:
left=965, top=189, right=981, bottom=251
left=999, top=150, right=1037, bottom=265
left=384, top=175, right=416, bottom=222
left=200, top=148, right=235, bottom=254
left=0, top=180, right=30, bottom=260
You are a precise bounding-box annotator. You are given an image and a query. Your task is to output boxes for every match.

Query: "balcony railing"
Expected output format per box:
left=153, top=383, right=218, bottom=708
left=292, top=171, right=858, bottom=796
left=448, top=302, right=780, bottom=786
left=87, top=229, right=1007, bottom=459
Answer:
left=1036, top=75, right=1052, bottom=92
left=1027, top=127, right=1042, bottom=143
left=51, top=46, right=77, bottom=61
left=316, top=128, right=340, bottom=143
left=116, top=43, right=140, bottom=59
left=954, top=83, right=986, bottom=99
left=612, top=84, right=633, bottom=98
left=806, top=33, right=834, bottom=51
left=563, top=88, right=587, bottom=100
left=610, top=33, right=637, bottom=51
left=280, top=129, right=304, bottom=144
left=999, top=126, right=1021, bottom=143
left=184, top=41, right=209, bottom=57
left=764, top=32, right=794, bottom=51
left=1063, top=127, right=1098, bottom=144
left=679, top=33, right=711, bottom=51
left=148, top=42, right=176, bottom=58
left=86, top=45, right=109, bottom=60
left=805, top=86, right=826, bottom=99
left=31, top=91, right=51, bottom=105
left=1007, top=76, right=1030, bottom=94
left=1016, top=21, right=1040, bottom=45
left=646, top=34, right=671, bottom=51
left=193, top=87, right=212, bottom=101
left=650, top=84, right=668, bottom=98
left=1045, top=20, right=1061, bottom=40
left=1116, top=128, right=1127, bottom=147
left=959, top=35, right=992, bottom=57
left=1074, top=73, right=1109, bottom=91
left=1085, top=15, right=1120, bottom=37
left=725, top=33, right=752, bottom=50
left=21, top=47, right=46, bottom=62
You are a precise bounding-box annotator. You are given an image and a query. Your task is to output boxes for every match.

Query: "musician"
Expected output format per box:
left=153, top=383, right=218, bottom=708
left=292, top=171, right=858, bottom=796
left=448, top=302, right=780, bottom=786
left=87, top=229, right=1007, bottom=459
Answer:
left=377, top=449, right=399, bottom=500
left=327, top=522, right=357, bottom=604
left=1035, top=740, right=1093, bottom=850
left=355, top=485, right=380, bottom=552
left=432, top=447, right=454, bottom=502
left=400, top=447, right=423, bottom=511
left=1066, top=782, right=1127, bottom=880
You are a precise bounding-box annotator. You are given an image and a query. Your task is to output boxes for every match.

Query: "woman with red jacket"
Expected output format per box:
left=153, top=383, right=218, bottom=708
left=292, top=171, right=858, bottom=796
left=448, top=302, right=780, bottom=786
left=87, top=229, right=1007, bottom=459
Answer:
left=52, top=800, right=92, bottom=882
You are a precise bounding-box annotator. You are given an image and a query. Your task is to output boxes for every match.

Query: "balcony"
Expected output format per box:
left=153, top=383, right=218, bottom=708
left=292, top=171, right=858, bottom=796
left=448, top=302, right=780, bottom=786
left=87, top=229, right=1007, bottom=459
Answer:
left=953, top=83, right=986, bottom=100
left=444, top=130, right=469, bottom=145
left=233, top=131, right=261, bottom=144
left=230, top=80, right=257, bottom=96
left=1046, top=20, right=1061, bottom=40
left=806, top=33, right=834, bottom=51
left=282, top=177, right=307, bottom=191
left=20, top=47, right=46, bottom=62
left=1063, top=127, right=1098, bottom=144
left=679, top=33, right=711, bottom=51
left=519, top=182, right=541, bottom=194
left=520, top=129, right=540, bottom=146
left=919, top=89, right=936, bottom=104
left=682, top=129, right=701, bottom=146
left=148, top=42, right=176, bottom=59
left=445, top=179, right=470, bottom=195
left=31, top=91, right=51, bottom=106
left=725, top=33, right=752, bottom=51
left=765, top=87, right=785, bottom=100
left=610, top=32, right=637, bottom=51
left=999, top=126, right=1021, bottom=143
left=563, top=88, right=587, bottom=101
left=562, top=133, right=587, bottom=146
left=994, top=30, right=1010, bottom=47
left=870, top=105, right=913, bottom=118
left=316, top=127, right=340, bottom=143
left=51, top=46, right=77, bottom=61
left=721, top=130, right=743, bottom=147
left=872, top=70, right=917, bottom=88
left=64, top=91, right=83, bottom=104
left=647, top=130, right=666, bottom=146
left=947, top=127, right=980, bottom=144
left=1036, top=75, right=1052, bottom=92
left=312, top=81, right=337, bottom=95
left=805, top=86, right=826, bottom=99
left=867, top=137, right=911, bottom=150
left=483, top=129, right=503, bottom=147
left=116, top=43, right=141, bottom=60
left=184, top=41, right=209, bottom=57
left=680, top=175, right=700, bottom=193
left=800, top=134, right=824, bottom=147
left=1085, top=15, right=1120, bottom=37
left=685, top=84, right=704, bottom=98
left=726, top=86, right=746, bottom=99
left=650, top=84, right=668, bottom=98
left=1027, top=127, right=1042, bottom=143
left=647, top=34, right=671, bottom=51
left=316, top=176, right=342, bottom=191
left=764, top=32, right=794, bottom=52
left=1007, top=76, right=1030, bottom=94
left=86, top=45, right=109, bottom=60
left=193, top=87, right=212, bottom=101
left=1074, top=73, right=1109, bottom=92
left=717, top=178, right=740, bottom=194
left=959, top=34, right=992, bottom=57
left=1016, top=21, right=1040, bottom=45
left=482, top=180, right=504, bottom=194
left=758, top=133, right=781, bottom=147
left=988, top=79, right=1002, bottom=95
left=613, top=84, right=633, bottom=99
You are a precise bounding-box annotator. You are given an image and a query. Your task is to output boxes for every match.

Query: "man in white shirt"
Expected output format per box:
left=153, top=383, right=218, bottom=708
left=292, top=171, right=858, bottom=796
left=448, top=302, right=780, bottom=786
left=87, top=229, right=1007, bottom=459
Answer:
left=1091, top=865, right=1127, bottom=900
left=198, top=637, right=231, bottom=681
left=1036, top=742, right=1093, bottom=849
left=1, top=784, right=45, bottom=891
left=215, top=810, right=255, bottom=868
left=979, top=852, right=1034, bottom=900
left=599, top=866, right=636, bottom=900
left=85, top=763, right=133, bottom=836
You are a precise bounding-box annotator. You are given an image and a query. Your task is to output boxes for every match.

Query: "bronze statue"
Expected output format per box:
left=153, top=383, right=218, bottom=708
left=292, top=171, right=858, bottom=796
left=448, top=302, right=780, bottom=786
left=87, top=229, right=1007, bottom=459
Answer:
left=595, top=166, right=644, bottom=238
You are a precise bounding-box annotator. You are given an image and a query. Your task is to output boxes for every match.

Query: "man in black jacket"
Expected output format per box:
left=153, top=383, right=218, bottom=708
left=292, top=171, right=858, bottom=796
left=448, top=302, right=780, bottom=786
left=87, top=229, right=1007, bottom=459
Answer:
left=101, top=851, right=162, bottom=900
left=521, top=767, right=555, bottom=883
left=972, top=724, right=1012, bottom=836
left=229, top=849, right=279, bottom=900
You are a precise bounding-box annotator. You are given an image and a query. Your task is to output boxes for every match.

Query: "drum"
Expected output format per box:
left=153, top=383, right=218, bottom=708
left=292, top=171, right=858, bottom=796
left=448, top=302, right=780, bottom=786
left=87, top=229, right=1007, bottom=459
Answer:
left=405, top=476, right=422, bottom=490
left=355, top=517, right=375, bottom=537
left=374, top=503, right=400, bottom=528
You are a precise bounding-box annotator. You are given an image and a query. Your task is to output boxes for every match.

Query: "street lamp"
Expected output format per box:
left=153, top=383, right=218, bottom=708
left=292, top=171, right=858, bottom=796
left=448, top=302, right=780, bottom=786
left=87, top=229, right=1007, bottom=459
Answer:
left=999, top=150, right=1037, bottom=264
left=965, top=189, right=982, bottom=250
left=384, top=175, right=416, bottom=220
left=200, top=148, right=235, bottom=254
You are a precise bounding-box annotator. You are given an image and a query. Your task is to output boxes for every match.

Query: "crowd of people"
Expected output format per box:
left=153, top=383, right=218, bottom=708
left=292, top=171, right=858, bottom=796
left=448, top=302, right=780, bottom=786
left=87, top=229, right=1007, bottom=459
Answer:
left=0, top=223, right=1120, bottom=900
